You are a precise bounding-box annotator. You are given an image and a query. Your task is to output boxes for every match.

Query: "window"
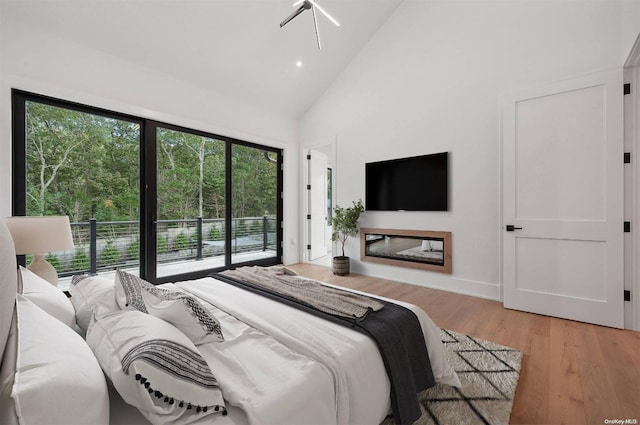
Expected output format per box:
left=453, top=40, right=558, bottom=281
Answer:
left=155, top=126, right=227, bottom=278
left=12, top=90, right=283, bottom=285
left=231, top=144, right=279, bottom=265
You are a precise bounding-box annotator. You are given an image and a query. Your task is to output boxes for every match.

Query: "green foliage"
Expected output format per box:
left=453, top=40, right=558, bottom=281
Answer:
left=250, top=220, right=263, bottom=235
left=157, top=236, right=167, bottom=254
left=267, top=218, right=277, bottom=233
left=24, top=102, right=280, bottom=266
left=127, top=240, right=139, bottom=260
left=231, top=145, right=277, bottom=218
left=101, top=242, right=121, bottom=266
left=156, top=128, right=239, bottom=220
left=71, top=250, right=90, bottom=272
left=45, top=254, right=62, bottom=273
left=331, top=199, right=365, bottom=257
left=174, top=232, right=189, bottom=250
left=25, top=101, right=140, bottom=220
left=209, top=226, right=223, bottom=241
left=236, top=220, right=248, bottom=237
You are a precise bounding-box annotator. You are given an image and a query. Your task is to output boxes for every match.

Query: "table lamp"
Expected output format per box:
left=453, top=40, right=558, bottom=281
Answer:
left=5, top=216, right=75, bottom=286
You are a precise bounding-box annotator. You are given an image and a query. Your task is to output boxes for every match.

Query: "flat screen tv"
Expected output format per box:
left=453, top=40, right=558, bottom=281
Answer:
left=365, top=152, right=448, bottom=211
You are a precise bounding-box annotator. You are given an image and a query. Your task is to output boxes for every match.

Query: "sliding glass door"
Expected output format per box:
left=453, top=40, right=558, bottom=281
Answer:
left=14, top=93, right=142, bottom=283
left=155, top=126, right=227, bottom=278
left=231, top=144, right=280, bottom=265
left=12, top=90, right=282, bottom=285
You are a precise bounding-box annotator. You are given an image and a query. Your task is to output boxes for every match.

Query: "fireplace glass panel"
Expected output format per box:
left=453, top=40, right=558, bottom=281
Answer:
left=360, top=228, right=451, bottom=274
left=364, top=234, right=445, bottom=266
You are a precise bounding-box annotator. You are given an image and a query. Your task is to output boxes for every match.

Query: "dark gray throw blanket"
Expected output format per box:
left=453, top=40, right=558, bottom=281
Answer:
left=214, top=267, right=435, bottom=425
left=221, top=266, right=384, bottom=319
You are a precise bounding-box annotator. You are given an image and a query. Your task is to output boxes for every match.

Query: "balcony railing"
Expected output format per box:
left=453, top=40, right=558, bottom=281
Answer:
left=40, top=216, right=277, bottom=277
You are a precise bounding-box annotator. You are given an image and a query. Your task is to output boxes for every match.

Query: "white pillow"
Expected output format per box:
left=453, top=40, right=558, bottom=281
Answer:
left=86, top=309, right=227, bottom=423
left=115, top=270, right=224, bottom=345
left=19, top=266, right=76, bottom=329
left=0, top=305, right=18, bottom=425
left=430, top=240, right=444, bottom=252
left=69, top=274, right=119, bottom=334
left=0, top=218, right=17, bottom=368
left=12, top=295, right=109, bottom=425
left=420, top=240, right=431, bottom=252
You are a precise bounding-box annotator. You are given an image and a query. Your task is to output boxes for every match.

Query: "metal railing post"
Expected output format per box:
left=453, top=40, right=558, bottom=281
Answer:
left=233, top=218, right=238, bottom=254
left=196, top=217, right=203, bottom=261
left=89, top=218, right=97, bottom=275
left=263, top=216, right=268, bottom=251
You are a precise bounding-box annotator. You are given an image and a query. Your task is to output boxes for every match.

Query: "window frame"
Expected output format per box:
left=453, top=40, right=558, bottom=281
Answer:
left=11, top=89, right=283, bottom=284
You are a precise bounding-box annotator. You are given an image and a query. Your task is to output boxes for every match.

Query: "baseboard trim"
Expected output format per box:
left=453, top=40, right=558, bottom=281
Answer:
left=354, top=262, right=501, bottom=301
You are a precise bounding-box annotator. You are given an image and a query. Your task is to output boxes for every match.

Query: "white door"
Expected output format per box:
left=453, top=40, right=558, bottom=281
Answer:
left=502, top=69, right=624, bottom=328
left=309, top=149, right=327, bottom=260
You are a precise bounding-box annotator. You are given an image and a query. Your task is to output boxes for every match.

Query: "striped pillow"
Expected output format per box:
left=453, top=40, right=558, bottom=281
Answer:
left=115, top=270, right=223, bottom=345
left=86, top=309, right=226, bottom=423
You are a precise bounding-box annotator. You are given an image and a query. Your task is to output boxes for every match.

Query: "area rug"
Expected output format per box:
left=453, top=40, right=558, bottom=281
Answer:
left=383, top=329, right=523, bottom=425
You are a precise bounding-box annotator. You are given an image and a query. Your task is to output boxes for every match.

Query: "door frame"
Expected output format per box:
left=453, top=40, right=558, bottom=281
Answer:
left=303, top=142, right=335, bottom=263
left=307, top=148, right=327, bottom=261
left=624, top=33, right=640, bottom=331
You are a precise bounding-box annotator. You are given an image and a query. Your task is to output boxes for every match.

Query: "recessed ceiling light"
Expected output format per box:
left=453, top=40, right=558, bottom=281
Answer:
left=296, top=60, right=303, bottom=68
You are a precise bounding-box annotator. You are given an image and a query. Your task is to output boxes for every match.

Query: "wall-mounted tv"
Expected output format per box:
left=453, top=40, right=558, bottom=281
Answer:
left=365, top=152, right=448, bottom=211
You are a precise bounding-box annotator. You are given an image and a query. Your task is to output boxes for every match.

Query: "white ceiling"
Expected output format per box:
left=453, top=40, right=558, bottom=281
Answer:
left=7, top=0, right=402, bottom=118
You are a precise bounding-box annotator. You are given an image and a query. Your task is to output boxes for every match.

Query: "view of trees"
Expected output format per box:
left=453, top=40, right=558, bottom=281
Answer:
left=157, top=128, right=225, bottom=221
left=25, top=101, right=279, bottom=222
left=20, top=99, right=280, bottom=277
left=26, top=101, right=140, bottom=222
left=232, top=144, right=278, bottom=218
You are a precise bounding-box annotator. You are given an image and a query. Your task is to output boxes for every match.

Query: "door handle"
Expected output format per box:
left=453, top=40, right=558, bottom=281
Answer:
left=506, top=225, right=523, bottom=232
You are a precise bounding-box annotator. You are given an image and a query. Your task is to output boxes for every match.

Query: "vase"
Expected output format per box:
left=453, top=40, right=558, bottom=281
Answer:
left=332, top=256, right=350, bottom=276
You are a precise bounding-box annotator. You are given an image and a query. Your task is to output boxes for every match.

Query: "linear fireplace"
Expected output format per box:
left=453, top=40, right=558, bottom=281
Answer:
left=360, top=228, right=452, bottom=274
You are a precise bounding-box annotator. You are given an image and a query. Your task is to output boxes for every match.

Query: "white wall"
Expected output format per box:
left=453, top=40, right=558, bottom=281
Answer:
left=0, top=9, right=301, bottom=265
left=622, top=0, right=640, bottom=63
left=300, top=0, right=627, bottom=299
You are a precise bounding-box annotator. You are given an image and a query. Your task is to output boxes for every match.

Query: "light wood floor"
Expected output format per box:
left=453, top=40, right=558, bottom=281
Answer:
left=288, top=263, right=640, bottom=425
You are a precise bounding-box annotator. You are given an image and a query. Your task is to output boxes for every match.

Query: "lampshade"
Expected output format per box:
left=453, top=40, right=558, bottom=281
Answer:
left=5, top=216, right=75, bottom=255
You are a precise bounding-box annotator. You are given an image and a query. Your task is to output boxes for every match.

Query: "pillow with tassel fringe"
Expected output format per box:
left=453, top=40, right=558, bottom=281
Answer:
left=86, top=309, right=227, bottom=424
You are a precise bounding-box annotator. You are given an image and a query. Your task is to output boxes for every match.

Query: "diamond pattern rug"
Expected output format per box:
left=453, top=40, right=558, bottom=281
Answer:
left=383, top=329, right=523, bottom=425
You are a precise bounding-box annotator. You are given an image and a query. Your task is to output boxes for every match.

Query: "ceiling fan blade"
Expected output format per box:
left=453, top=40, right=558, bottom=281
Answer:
left=312, top=6, right=321, bottom=50
left=308, top=0, right=340, bottom=27
left=280, top=5, right=307, bottom=28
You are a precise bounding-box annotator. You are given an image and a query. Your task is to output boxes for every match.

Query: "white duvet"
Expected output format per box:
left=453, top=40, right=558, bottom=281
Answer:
left=172, top=276, right=460, bottom=425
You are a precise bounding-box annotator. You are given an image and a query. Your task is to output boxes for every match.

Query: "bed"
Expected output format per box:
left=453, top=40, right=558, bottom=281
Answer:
left=0, top=218, right=459, bottom=425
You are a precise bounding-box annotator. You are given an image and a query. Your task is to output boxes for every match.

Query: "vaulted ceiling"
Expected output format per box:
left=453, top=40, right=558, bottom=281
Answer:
left=6, top=0, right=402, bottom=118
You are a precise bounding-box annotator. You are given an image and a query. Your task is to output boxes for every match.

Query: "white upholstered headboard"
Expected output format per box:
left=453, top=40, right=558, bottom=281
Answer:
left=0, top=218, right=17, bottom=364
